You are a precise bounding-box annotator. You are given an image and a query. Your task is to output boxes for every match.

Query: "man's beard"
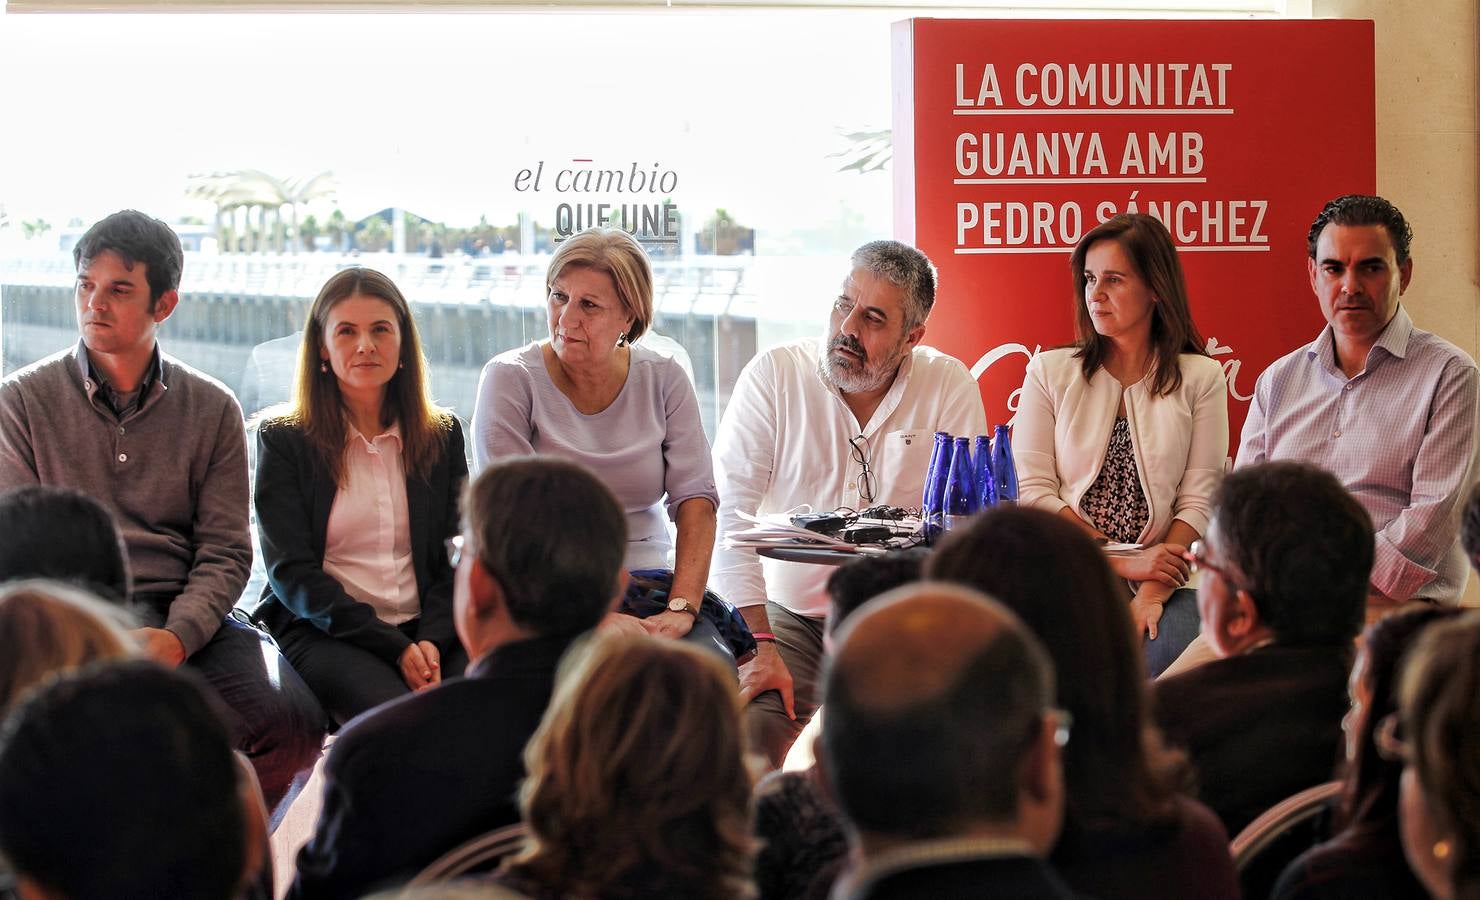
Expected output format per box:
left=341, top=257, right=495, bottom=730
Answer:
left=818, top=331, right=906, bottom=394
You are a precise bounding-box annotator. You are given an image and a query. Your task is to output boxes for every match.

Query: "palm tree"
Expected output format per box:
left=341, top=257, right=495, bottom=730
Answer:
left=326, top=209, right=351, bottom=253
left=299, top=214, right=321, bottom=251
left=829, top=128, right=892, bottom=174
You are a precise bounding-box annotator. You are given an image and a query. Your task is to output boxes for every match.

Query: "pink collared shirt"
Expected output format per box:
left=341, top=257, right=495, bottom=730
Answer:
left=322, top=424, right=420, bottom=624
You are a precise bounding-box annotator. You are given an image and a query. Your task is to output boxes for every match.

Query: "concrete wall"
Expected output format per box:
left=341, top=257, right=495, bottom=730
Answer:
left=1314, top=0, right=1479, bottom=354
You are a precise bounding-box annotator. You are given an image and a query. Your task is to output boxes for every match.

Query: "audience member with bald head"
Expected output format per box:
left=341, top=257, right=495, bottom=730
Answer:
left=822, top=583, right=1084, bottom=900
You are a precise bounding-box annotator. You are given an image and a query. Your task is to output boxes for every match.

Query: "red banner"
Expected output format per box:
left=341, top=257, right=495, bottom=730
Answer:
left=892, top=18, right=1376, bottom=447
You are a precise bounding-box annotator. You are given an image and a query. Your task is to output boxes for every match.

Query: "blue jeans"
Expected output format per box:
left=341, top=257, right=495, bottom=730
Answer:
left=187, top=615, right=327, bottom=825
left=1143, top=587, right=1200, bottom=678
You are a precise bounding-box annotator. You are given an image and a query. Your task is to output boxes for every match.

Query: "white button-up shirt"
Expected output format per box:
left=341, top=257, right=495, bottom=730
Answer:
left=322, top=425, right=420, bottom=624
left=712, top=339, right=987, bottom=617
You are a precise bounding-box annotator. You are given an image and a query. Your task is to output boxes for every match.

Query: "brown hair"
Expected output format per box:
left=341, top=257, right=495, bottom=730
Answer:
left=273, top=267, right=454, bottom=485
left=547, top=228, right=655, bottom=344
left=1400, top=610, right=1480, bottom=900
left=1339, top=606, right=1460, bottom=837
left=927, top=506, right=1189, bottom=833
left=1070, top=213, right=1208, bottom=397
left=0, top=580, right=136, bottom=714
left=503, top=633, right=752, bottom=899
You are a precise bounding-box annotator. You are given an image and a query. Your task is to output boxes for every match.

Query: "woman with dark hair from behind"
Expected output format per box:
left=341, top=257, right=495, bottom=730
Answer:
left=0, top=484, right=131, bottom=603
left=1011, top=213, right=1227, bottom=675
left=493, top=633, right=752, bottom=900
left=1394, top=611, right=1480, bottom=900
left=927, top=505, right=1237, bottom=900
left=1273, top=605, right=1461, bottom=900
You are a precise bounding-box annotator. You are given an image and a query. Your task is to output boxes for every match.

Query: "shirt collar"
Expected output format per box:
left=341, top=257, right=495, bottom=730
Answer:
left=842, top=835, right=1037, bottom=897
left=466, top=631, right=582, bottom=680
left=74, top=339, right=165, bottom=403
left=346, top=420, right=402, bottom=448
left=1372, top=305, right=1414, bottom=360
left=814, top=341, right=919, bottom=434
left=1307, top=305, right=1414, bottom=371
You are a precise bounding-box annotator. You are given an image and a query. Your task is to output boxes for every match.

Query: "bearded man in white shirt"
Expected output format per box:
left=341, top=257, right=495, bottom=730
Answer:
left=711, top=240, right=987, bottom=767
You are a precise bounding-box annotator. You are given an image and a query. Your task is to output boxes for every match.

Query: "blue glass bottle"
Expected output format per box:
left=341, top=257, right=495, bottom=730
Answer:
left=922, top=432, right=952, bottom=542
left=942, top=436, right=977, bottom=531
left=973, top=434, right=997, bottom=509
left=992, top=424, right=1019, bottom=504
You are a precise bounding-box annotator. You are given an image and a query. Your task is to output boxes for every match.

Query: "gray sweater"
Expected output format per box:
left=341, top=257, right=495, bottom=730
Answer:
left=0, top=342, right=252, bottom=655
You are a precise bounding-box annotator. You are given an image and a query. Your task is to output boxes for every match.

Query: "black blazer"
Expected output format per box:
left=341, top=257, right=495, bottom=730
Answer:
left=250, top=418, right=467, bottom=663
left=847, top=855, right=1087, bottom=900
left=287, top=633, right=575, bottom=900
left=1153, top=642, right=1351, bottom=835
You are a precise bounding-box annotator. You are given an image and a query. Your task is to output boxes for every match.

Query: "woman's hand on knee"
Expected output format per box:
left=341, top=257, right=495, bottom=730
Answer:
left=1131, top=585, right=1173, bottom=640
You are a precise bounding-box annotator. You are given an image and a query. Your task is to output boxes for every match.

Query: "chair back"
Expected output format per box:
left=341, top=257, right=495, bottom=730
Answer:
left=405, top=822, right=529, bottom=887
left=1231, top=780, right=1342, bottom=899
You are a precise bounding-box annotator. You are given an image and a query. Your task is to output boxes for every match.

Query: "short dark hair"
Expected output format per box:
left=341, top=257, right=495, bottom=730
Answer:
left=823, top=587, right=1054, bottom=836
left=73, top=210, right=185, bottom=308
left=1212, top=462, right=1371, bottom=645
left=928, top=506, right=1188, bottom=828
left=463, top=458, right=626, bottom=637
left=0, top=660, right=244, bottom=900
left=1307, top=195, right=1414, bottom=265
left=824, top=548, right=927, bottom=635
left=0, top=485, right=131, bottom=602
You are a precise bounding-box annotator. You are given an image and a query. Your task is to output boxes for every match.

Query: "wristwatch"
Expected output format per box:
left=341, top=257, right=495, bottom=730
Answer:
left=667, top=597, right=699, bottom=619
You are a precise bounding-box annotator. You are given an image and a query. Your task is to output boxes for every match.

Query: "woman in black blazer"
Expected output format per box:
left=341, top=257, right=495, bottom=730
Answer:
left=252, top=267, right=467, bottom=725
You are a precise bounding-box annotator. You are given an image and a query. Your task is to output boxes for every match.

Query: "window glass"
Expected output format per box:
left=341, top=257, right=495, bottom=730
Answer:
left=1, top=12, right=901, bottom=439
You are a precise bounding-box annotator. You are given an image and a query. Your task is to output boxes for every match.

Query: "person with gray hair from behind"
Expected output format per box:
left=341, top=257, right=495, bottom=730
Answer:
left=711, top=241, right=987, bottom=768
left=823, top=582, right=1086, bottom=899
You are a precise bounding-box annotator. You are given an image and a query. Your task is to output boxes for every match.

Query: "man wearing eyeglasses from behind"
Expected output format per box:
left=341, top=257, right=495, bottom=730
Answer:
left=1152, top=461, right=1368, bottom=835
left=711, top=240, right=986, bottom=769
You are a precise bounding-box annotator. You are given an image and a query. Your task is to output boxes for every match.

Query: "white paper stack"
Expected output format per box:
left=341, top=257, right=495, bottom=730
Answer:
left=722, top=510, right=920, bottom=555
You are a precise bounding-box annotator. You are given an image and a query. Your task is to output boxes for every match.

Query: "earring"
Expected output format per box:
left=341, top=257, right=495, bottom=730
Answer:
left=399, top=360, right=405, bottom=370
left=320, top=361, right=328, bottom=374
left=1434, top=840, right=1452, bottom=860
left=617, top=333, right=628, bottom=347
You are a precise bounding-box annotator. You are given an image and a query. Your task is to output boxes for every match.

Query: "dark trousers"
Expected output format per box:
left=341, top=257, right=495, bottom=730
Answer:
left=184, top=616, right=327, bottom=825
left=274, top=617, right=469, bottom=727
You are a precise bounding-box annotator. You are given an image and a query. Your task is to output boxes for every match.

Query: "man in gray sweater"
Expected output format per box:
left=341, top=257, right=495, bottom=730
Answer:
left=0, top=210, right=324, bottom=817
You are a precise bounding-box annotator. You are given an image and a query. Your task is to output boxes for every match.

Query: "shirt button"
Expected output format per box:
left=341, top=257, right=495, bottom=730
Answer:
left=118, top=426, right=126, bottom=435
left=848, top=482, right=857, bottom=490
left=118, top=453, right=128, bottom=462
left=1332, top=431, right=1342, bottom=439
left=84, top=380, right=92, bottom=389
left=1344, top=384, right=1353, bottom=392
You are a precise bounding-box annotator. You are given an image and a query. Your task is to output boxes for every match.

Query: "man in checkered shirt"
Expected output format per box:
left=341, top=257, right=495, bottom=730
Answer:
left=1236, top=194, right=1480, bottom=607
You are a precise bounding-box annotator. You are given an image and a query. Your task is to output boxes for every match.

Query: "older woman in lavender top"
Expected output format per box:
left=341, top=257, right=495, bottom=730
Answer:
left=472, top=227, right=719, bottom=642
